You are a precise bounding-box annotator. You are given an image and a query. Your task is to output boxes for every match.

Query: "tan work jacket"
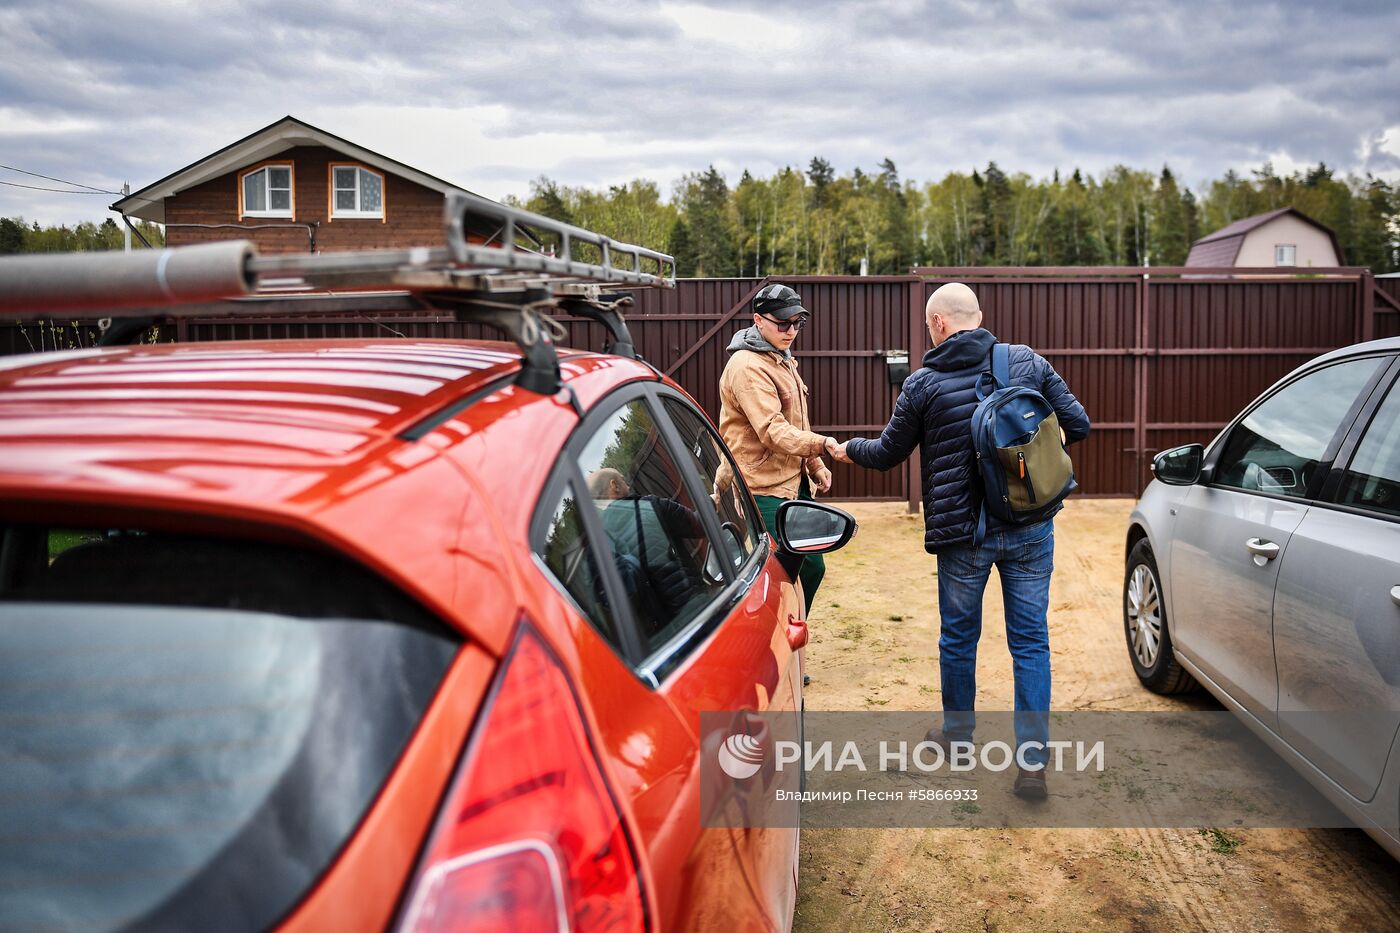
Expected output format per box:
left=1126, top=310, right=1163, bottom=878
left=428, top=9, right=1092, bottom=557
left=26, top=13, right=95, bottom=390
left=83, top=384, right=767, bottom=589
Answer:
left=718, top=348, right=827, bottom=499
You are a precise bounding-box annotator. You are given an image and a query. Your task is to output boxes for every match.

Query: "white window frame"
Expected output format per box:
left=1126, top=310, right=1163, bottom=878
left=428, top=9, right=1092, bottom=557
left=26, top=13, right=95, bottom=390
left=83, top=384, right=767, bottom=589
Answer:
left=1275, top=244, right=1297, bottom=267
left=239, top=164, right=294, bottom=219
left=329, top=164, right=386, bottom=220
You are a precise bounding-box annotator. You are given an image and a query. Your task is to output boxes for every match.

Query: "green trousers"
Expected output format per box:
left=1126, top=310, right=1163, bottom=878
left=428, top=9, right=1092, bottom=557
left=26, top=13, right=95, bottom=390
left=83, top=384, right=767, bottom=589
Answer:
left=754, top=477, right=825, bottom=615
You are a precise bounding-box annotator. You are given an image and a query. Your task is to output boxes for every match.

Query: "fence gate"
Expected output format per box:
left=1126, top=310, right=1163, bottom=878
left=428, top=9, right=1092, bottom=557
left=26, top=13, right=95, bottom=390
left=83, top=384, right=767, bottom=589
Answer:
left=621, top=276, right=921, bottom=502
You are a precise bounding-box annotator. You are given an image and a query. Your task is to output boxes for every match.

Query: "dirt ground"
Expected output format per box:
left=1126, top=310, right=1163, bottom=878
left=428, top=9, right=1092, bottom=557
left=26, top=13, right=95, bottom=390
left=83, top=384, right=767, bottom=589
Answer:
left=794, top=499, right=1400, bottom=933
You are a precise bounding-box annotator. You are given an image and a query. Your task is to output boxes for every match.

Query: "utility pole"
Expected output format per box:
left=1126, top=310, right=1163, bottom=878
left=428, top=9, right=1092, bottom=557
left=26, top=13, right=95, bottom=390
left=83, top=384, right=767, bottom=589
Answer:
left=122, top=183, right=131, bottom=252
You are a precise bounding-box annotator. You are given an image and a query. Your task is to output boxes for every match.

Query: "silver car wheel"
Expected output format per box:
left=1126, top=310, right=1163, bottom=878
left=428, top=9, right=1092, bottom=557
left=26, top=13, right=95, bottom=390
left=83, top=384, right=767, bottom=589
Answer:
left=1127, top=563, right=1162, bottom=667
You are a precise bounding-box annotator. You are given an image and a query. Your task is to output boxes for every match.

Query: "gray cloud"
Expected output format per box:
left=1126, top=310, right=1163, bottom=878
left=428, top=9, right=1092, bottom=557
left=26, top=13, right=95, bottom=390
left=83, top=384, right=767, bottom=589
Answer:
left=1, top=0, right=1396, bottom=225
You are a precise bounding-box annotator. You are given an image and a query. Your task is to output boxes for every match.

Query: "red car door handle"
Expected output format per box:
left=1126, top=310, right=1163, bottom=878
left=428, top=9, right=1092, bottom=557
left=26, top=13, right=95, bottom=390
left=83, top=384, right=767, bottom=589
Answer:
left=786, top=614, right=809, bottom=650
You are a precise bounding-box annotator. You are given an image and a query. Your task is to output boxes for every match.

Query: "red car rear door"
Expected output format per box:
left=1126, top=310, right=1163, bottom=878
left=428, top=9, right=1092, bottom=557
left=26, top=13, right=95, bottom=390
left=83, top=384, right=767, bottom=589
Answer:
left=532, top=382, right=797, bottom=931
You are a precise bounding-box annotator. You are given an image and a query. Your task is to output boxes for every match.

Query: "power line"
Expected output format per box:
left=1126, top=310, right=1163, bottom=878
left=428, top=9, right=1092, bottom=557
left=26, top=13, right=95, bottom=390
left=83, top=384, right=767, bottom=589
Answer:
left=0, top=164, right=163, bottom=206
left=0, top=179, right=109, bottom=194
left=0, top=163, right=118, bottom=195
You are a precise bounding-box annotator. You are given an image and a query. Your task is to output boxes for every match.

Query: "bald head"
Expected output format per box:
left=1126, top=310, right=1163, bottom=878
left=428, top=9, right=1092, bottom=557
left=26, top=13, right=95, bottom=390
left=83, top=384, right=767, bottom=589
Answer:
left=925, top=282, right=983, bottom=346
left=927, top=282, right=982, bottom=322
left=587, top=467, right=629, bottom=499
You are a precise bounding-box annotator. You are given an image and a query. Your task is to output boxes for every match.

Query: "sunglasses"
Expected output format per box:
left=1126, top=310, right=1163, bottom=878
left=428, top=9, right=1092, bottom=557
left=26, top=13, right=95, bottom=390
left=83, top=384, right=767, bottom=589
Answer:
left=761, top=315, right=808, bottom=333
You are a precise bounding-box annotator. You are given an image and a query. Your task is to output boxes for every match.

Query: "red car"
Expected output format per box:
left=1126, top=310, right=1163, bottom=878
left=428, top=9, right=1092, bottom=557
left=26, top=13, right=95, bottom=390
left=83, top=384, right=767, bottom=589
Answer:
left=0, top=211, right=856, bottom=932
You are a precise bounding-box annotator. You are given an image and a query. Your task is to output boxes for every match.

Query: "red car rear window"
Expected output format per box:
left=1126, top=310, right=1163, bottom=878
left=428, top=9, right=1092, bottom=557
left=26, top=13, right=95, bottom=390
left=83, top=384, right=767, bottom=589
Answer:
left=0, top=529, right=459, bottom=931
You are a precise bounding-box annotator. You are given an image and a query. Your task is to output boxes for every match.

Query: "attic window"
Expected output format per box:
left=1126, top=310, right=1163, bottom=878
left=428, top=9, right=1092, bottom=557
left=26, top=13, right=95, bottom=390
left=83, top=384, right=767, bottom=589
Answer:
left=1275, top=244, right=1297, bottom=266
left=240, top=165, right=293, bottom=218
left=330, top=165, right=384, bottom=219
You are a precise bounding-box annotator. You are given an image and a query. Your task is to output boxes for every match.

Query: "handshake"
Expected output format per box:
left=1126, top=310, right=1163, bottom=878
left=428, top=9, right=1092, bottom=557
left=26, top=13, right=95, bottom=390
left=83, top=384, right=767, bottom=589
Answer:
left=824, top=436, right=852, bottom=464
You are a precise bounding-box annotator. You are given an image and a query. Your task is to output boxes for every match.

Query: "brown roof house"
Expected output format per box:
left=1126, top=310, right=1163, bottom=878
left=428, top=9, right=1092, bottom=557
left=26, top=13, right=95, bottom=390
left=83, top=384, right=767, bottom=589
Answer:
left=110, top=115, right=510, bottom=254
left=1185, top=207, right=1344, bottom=269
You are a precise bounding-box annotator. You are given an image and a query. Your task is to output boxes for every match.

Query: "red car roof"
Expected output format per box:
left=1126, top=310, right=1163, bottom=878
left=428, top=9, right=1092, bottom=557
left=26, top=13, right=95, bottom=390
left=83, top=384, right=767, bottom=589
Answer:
left=0, top=338, right=536, bottom=496
left=4, top=336, right=518, bottom=435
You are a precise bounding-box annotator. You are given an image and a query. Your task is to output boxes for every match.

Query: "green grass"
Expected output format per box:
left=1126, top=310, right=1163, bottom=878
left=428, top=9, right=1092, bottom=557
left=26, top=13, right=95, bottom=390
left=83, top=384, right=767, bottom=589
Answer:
left=1198, top=827, right=1241, bottom=855
left=1108, top=841, right=1145, bottom=863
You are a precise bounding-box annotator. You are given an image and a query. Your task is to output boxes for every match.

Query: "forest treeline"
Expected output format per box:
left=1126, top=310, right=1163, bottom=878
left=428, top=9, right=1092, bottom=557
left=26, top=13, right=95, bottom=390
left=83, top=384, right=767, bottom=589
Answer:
left=0, top=216, right=165, bottom=254
left=510, top=160, right=1399, bottom=276
left=5, top=161, right=1395, bottom=276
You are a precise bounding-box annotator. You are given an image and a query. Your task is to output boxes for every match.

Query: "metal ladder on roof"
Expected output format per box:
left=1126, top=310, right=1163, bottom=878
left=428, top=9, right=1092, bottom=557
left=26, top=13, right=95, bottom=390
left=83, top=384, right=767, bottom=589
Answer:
left=0, top=192, right=675, bottom=395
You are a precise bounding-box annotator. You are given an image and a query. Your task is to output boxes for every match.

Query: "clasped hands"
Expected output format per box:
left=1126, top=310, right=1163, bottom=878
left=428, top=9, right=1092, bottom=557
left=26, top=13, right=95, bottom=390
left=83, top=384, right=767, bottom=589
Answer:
left=807, top=437, right=851, bottom=496
left=824, top=435, right=852, bottom=465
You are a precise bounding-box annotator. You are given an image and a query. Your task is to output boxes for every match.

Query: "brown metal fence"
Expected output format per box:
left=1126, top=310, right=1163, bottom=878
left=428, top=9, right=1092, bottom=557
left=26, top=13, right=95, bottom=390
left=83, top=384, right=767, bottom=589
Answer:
left=3, top=267, right=1392, bottom=501
left=916, top=267, right=1389, bottom=502
left=1378, top=277, right=1400, bottom=339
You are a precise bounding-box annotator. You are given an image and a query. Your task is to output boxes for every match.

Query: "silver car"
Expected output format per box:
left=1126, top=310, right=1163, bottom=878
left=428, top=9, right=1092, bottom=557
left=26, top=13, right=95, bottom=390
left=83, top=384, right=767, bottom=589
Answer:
left=1125, top=336, right=1400, bottom=858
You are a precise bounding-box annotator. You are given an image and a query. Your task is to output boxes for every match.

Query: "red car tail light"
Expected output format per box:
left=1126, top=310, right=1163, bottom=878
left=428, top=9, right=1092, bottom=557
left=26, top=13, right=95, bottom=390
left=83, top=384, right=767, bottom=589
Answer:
left=399, top=620, right=648, bottom=933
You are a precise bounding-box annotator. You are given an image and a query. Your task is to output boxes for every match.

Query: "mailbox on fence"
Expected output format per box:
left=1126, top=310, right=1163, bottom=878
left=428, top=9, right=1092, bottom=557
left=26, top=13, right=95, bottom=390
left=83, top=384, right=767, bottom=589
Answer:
left=884, top=349, right=909, bottom=386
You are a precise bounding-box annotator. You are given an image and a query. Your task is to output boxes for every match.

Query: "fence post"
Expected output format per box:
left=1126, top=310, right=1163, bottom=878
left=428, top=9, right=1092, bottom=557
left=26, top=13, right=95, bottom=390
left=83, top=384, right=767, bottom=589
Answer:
left=906, top=277, right=923, bottom=513
left=1361, top=269, right=1375, bottom=343
left=1135, top=269, right=1155, bottom=495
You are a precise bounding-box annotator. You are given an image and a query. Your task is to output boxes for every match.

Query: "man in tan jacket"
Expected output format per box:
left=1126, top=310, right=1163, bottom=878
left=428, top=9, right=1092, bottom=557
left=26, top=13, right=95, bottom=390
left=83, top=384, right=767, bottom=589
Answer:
left=718, top=283, right=838, bottom=613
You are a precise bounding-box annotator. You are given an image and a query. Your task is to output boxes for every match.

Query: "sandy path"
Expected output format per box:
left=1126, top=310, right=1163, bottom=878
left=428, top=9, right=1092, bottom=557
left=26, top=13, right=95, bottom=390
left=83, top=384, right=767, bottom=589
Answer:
left=794, top=499, right=1400, bottom=932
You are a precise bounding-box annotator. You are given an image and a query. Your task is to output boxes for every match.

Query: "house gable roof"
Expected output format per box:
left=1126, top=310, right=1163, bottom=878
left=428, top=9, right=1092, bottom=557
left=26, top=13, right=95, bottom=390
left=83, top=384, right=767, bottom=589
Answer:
left=111, top=115, right=483, bottom=224
left=1187, top=207, right=1344, bottom=264
left=1184, top=235, right=1243, bottom=267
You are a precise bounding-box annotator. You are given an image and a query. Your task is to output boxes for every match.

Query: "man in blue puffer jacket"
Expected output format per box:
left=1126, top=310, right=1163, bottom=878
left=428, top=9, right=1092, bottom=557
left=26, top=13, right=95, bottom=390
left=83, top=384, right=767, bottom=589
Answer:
left=831, top=282, right=1090, bottom=799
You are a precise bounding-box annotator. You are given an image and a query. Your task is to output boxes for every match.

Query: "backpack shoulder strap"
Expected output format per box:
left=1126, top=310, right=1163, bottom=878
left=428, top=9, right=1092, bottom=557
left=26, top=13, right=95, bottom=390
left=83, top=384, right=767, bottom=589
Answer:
left=975, top=342, right=1009, bottom=401
left=992, top=343, right=1010, bottom=389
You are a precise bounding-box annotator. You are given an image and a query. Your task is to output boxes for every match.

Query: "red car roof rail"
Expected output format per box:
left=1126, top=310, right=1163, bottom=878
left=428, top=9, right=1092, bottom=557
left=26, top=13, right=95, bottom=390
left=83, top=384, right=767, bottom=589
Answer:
left=0, top=193, right=674, bottom=396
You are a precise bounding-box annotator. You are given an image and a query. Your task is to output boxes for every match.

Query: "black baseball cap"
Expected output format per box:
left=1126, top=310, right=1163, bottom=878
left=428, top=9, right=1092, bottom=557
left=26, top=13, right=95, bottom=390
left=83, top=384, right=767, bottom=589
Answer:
left=753, top=283, right=810, bottom=321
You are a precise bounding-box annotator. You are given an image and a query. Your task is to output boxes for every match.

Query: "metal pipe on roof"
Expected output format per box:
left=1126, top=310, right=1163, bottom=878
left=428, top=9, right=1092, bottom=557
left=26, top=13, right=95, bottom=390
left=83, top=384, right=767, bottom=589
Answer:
left=0, top=240, right=256, bottom=314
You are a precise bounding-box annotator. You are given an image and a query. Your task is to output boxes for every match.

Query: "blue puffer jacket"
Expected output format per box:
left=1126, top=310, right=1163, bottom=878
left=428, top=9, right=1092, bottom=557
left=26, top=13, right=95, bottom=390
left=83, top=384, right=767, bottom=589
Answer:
left=847, top=328, right=1090, bottom=554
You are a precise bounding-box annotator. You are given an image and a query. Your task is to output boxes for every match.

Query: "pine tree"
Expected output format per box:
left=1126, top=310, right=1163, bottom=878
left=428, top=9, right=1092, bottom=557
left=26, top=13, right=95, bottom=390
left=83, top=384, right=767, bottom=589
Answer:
left=682, top=167, right=738, bottom=278
left=979, top=162, right=1012, bottom=264
left=527, top=178, right=576, bottom=224
left=668, top=216, right=695, bottom=277
left=0, top=218, right=25, bottom=254
left=1150, top=167, right=1190, bottom=266
left=1349, top=175, right=1397, bottom=271
left=874, top=158, right=915, bottom=273
left=807, top=157, right=834, bottom=208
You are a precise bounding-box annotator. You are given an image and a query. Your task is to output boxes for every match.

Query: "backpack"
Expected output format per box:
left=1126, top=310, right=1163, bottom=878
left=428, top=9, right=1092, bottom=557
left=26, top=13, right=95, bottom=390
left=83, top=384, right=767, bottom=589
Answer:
left=970, top=344, right=1077, bottom=543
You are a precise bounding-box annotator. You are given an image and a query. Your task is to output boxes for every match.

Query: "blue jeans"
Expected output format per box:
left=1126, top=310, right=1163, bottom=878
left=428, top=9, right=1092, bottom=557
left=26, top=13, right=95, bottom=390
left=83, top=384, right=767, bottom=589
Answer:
left=935, top=520, right=1054, bottom=768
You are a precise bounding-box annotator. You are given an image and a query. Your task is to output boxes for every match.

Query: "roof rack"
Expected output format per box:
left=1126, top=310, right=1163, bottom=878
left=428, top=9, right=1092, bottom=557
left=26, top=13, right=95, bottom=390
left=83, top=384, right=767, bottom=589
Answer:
left=0, top=192, right=675, bottom=397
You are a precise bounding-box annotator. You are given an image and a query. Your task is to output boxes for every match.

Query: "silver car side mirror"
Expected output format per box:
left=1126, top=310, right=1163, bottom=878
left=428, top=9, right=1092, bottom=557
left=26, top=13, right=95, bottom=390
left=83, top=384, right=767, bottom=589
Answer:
left=1151, top=444, right=1205, bottom=486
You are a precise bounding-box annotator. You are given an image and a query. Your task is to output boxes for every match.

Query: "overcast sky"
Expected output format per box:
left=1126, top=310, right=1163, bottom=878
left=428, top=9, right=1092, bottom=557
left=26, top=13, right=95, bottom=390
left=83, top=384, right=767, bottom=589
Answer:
left=3, top=0, right=1398, bottom=226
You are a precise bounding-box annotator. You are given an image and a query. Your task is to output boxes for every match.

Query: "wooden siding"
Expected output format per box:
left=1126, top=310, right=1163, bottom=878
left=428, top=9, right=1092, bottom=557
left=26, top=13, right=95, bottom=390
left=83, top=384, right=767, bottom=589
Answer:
left=163, top=146, right=447, bottom=253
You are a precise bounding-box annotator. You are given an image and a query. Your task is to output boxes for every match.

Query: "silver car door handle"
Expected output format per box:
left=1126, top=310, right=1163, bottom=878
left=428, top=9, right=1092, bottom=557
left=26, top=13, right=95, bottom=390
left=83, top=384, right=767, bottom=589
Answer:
left=1246, top=538, right=1280, bottom=560
left=1391, top=585, right=1400, bottom=608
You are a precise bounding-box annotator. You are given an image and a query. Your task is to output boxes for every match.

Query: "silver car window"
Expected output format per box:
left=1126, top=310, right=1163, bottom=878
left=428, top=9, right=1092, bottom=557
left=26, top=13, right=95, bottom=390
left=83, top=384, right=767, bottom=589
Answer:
left=1338, top=380, right=1400, bottom=518
left=1213, top=357, right=1383, bottom=498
